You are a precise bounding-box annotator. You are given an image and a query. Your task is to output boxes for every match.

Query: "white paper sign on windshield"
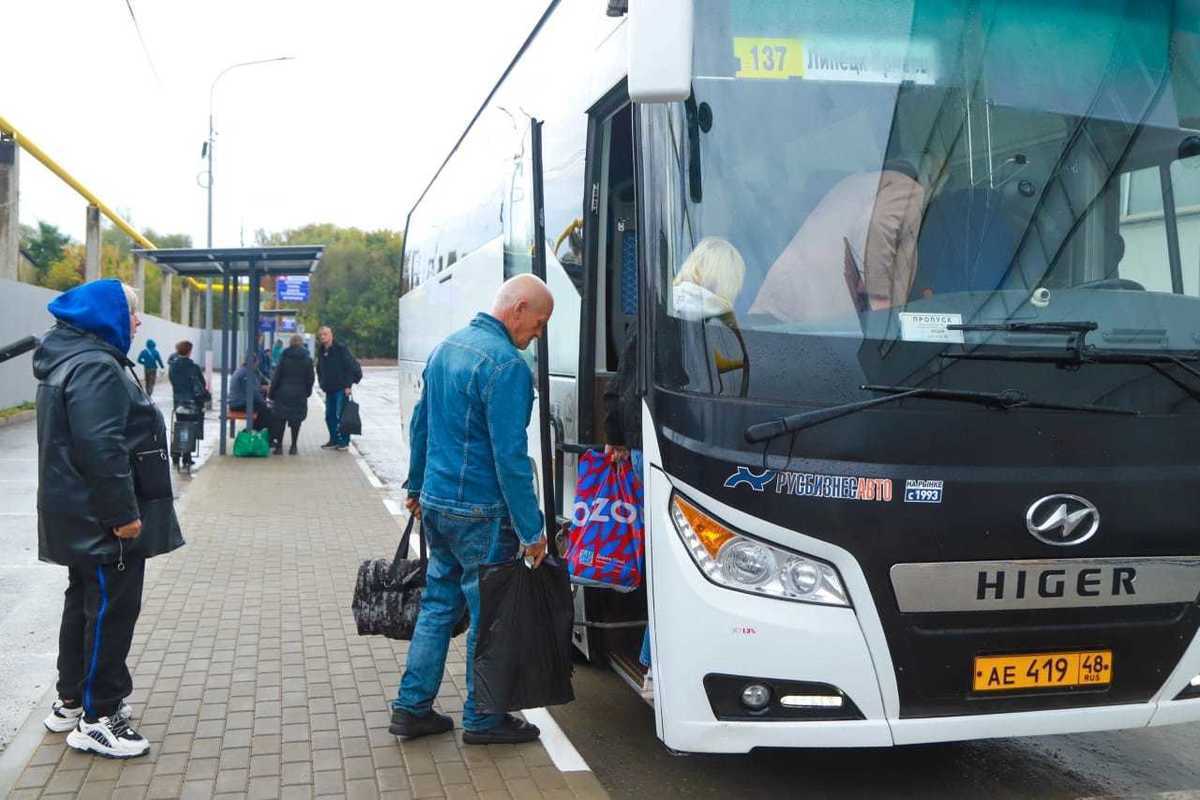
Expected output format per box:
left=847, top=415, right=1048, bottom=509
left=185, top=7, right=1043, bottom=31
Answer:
left=898, top=312, right=965, bottom=344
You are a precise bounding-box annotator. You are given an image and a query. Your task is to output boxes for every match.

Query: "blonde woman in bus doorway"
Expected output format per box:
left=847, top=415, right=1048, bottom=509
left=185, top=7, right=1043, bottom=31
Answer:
left=604, top=237, right=746, bottom=700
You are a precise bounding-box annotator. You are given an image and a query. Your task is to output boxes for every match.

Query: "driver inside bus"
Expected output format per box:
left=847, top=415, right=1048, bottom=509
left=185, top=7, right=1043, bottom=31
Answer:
left=749, top=160, right=926, bottom=323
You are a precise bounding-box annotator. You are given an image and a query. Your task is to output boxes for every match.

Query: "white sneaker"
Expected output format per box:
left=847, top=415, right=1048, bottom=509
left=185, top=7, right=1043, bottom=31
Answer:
left=640, top=673, right=655, bottom=703
left=44, top=700, right=133, bottom=733
left=66, top=715, right=149, bottom=758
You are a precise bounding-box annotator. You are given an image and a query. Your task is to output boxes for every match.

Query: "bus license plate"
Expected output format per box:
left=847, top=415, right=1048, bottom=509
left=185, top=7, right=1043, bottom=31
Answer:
left=973, top=650, right=1113, bottom=692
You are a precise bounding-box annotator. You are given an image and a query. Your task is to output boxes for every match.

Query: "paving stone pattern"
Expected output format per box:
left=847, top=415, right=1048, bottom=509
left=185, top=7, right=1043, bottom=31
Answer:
left=9, top=401, right=608, bottom=800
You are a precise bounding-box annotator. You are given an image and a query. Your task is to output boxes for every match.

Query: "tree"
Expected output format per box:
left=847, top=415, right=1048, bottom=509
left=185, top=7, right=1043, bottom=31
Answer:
left=44, top=245, right=85, bottom=290
left=20, top=221, right=71, bottom=283
left=258, top=223, right=403, bottom=358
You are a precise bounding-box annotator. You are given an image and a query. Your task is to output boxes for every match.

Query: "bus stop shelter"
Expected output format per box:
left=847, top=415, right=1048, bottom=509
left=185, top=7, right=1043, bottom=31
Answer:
left=132, top=246, right=323, bottom=455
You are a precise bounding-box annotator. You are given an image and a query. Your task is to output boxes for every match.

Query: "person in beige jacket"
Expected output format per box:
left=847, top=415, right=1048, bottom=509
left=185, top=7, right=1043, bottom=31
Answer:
left=750, top=166, right=926, bottom=323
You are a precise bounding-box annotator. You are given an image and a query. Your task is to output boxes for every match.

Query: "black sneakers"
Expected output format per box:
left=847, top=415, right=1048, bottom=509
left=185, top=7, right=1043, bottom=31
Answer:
left=320, top=441, right=337, bottom=449
left=462, top=714, right=541, bottom=745
left=389, top=708, right=454, bottom=739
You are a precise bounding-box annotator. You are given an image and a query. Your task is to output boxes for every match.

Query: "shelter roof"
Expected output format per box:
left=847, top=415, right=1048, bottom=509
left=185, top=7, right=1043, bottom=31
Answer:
left=131, top=246, right=323, bottom=277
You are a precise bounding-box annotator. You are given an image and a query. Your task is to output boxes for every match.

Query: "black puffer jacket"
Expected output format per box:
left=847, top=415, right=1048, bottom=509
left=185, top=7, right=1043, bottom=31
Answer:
left=33, top=324, right=185, bottom=566
left=269, top=345, right=315, bottom=422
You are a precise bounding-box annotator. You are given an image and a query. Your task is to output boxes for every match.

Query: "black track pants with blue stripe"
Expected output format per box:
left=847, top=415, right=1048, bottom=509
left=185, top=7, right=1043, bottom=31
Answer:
left=56, top=558, right=145, bottom=719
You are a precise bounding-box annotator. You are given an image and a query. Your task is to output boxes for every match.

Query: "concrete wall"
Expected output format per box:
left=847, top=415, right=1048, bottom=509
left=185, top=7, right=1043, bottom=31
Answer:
left=0, top=278, right=215, bottom=410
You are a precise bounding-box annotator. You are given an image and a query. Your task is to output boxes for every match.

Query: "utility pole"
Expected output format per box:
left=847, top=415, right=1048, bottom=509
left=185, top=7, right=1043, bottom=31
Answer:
left=0, top=135, right=17, bottom=282
left=84, top=205, right=101, bottom=281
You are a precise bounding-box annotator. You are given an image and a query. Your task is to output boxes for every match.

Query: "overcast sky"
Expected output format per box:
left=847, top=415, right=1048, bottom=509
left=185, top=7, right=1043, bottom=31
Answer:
left=7, top=0, right=550, bottom=247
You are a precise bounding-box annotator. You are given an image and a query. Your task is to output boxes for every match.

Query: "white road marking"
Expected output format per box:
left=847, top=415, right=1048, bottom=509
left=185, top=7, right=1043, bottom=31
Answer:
left=350, top=443, right=385, bottom=488
left=520, top=707, right=591, bottom=772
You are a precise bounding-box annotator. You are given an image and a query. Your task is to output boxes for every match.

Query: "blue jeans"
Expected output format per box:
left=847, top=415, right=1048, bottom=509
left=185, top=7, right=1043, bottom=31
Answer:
left=395, top=508, right=521, bottom=731
left=325, top=390, right=349, bottom=446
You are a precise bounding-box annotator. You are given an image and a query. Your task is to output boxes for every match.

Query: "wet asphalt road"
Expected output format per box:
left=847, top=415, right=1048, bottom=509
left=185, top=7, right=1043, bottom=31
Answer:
left=0, top=383, right=219, bottom=751
left=354, top=366, right=1200, bottom=799
left=550, top=660, right=1200, bottom=800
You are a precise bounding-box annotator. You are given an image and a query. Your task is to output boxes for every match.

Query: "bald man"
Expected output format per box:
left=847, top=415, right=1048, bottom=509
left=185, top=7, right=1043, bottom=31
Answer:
left=392, top=274, right=553, bottom=746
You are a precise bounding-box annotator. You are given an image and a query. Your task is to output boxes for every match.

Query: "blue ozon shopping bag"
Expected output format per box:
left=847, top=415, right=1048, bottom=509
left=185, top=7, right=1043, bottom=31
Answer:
left=565, top=449, right=644, bottom=591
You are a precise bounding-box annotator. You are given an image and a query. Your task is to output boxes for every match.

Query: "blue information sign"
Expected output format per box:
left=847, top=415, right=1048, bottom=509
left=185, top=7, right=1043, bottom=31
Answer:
left=277, top=276, right=310, bottom=303
left=280, top=317, right=298, bottom=333
left=258, top=318, right=275, bottom=333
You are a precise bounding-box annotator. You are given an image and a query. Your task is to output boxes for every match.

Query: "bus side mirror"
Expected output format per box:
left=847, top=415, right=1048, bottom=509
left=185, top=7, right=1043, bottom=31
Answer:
left=627, top=0, right=694, bottom=103
left=1179, top=136, right=1200, bottom=161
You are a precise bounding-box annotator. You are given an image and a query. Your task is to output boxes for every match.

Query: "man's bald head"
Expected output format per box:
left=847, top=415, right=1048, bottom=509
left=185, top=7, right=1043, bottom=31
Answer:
left=491, top=274, right=554, bottom=350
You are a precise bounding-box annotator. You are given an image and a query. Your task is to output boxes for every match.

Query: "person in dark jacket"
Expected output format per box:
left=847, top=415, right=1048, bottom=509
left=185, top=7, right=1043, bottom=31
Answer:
left=230, top=354, right=286, bottom=453
left=167, top=341, right=209, bottom=468
left=269, top=334, right=315, bottom=455
left=33, top=279, right=184, bottom=759
left=168, top=340, right=209, bottom=407
left=315, top=325, right=362, bottom=450
left=136, top=339, right=165, bottom=395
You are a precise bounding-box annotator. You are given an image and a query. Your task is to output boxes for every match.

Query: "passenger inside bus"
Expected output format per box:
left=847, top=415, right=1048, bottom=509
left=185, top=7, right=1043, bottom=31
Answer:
left=604, top=237, right=747, bottom=700
left=748, top=162, right=925, bottom=323
left=909, top=186, right=1021, bottom=298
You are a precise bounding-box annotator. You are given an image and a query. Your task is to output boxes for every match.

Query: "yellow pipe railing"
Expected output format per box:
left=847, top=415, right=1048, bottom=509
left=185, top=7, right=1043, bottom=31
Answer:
left=0, top=114, right=221, bottom=293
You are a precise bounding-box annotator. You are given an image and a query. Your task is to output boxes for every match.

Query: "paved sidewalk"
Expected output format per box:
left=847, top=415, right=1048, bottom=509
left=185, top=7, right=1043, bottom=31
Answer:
left=2, top=401, right=608, bottom=800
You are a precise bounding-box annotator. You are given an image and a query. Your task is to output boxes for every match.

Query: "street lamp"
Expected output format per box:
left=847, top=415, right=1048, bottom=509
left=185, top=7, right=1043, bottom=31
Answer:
left=202, top=56, right=294, bottom=358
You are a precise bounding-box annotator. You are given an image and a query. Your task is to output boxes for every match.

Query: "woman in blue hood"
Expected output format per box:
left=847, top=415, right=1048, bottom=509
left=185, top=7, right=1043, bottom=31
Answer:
left=136, top=338, right=165, bottom=396
left=33, top=278, right=184, bottom=759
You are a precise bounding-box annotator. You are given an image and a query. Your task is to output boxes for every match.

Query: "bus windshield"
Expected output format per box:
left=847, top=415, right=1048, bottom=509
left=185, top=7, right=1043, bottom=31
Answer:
left=644, top=0, right=1200, bottom=408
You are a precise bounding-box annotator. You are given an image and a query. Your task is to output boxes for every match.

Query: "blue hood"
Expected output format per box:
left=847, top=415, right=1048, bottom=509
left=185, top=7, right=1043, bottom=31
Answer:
left=47, top=279, right=131, bottom=354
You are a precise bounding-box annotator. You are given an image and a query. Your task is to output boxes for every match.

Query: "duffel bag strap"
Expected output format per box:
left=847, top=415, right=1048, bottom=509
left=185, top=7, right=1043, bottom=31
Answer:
left=386, top=514, right=430, bottom=582
left=388, top=516, right=416, bottom=581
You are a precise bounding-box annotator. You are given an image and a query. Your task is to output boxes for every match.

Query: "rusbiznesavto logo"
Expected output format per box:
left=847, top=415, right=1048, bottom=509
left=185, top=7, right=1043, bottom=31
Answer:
left=724, top=467, right=892, bottom=502
left=723, top=467, right=777, bottom=492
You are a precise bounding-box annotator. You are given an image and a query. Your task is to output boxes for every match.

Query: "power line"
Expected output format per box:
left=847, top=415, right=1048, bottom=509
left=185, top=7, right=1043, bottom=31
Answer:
left=122, top=0, right=163, bottom=85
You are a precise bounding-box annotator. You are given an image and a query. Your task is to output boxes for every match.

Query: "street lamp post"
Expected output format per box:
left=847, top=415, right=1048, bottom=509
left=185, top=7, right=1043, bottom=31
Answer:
left=203, top=56, right=294, bottom=363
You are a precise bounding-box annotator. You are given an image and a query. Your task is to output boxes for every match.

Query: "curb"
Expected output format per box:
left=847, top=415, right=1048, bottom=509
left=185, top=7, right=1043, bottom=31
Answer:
left=0, top=409, right=34, bottom=428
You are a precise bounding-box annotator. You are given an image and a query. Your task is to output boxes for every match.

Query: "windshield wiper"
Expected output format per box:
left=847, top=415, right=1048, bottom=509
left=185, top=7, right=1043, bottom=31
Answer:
left=947, top=320, right=1099, bottom=361
left=744, top=383, right=1135, bottom=444
left=947, top=320, right=1099, bottom=336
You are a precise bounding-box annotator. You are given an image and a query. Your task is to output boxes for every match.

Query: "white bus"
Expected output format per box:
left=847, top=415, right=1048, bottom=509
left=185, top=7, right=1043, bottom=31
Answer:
left=398, top=0, right=1200, bottom=753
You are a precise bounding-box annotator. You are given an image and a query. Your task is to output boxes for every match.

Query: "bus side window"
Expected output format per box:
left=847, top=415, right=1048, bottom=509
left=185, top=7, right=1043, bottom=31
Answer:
left=1118, top=156, right=1200, bottom=296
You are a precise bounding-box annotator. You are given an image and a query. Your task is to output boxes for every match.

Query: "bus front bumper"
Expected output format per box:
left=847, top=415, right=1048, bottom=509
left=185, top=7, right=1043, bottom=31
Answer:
left=648, top=478, right=1200, bottom=753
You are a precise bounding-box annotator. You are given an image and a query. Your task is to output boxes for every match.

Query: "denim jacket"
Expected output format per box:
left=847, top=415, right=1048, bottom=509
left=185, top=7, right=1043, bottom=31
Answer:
left=406, top=313, right=543, bottom=546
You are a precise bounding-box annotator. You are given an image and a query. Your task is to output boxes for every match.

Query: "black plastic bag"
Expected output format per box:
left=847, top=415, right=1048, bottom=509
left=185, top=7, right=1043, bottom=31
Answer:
left=339, top=396, right=362, bottom=437
left=352, top=515, right=468, bottom=640
left=474, top=556, right=575, bottom=713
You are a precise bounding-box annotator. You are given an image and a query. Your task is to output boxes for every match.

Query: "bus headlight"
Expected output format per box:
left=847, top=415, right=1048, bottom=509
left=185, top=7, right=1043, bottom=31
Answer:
left=670, top=493, right=850, bottom=607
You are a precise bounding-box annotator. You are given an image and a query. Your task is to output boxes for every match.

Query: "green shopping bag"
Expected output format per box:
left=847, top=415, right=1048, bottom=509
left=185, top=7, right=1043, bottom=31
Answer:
left=233, top=428, right=271, bottom=458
